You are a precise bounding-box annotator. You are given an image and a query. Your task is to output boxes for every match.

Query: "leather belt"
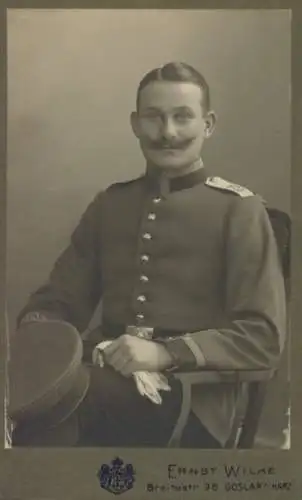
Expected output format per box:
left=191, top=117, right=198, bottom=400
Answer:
left=101, top=319, right=185, bottom=340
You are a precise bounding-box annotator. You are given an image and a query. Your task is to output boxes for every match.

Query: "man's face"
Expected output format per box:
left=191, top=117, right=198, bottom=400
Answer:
left=131, top=81, right=214, bottom=172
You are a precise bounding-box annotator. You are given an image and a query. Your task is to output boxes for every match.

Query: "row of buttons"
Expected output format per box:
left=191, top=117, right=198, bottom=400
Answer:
left=135, top=197, right=162, bottom=323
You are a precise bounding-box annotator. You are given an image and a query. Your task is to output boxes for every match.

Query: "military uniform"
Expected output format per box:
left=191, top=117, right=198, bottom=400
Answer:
left=16, top=166, right=286, bottom=446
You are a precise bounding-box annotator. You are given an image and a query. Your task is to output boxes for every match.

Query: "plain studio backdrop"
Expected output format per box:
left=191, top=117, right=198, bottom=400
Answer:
left=7, top=9, right=290, bottom=447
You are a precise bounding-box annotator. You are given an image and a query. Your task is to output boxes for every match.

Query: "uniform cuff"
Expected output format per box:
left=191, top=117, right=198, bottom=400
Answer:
left=157, top=335, right=206, bottom=371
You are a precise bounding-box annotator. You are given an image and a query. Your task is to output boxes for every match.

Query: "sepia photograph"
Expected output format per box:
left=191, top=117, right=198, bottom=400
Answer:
left=5, top=8, right=291, bottom=455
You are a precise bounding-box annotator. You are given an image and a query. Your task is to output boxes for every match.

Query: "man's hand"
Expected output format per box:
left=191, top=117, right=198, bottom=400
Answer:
left=102, top=334, right=173, bottom=376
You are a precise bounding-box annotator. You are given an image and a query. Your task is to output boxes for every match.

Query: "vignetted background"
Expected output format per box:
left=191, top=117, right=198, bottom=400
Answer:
left=7, top=9, right=290, bottom=447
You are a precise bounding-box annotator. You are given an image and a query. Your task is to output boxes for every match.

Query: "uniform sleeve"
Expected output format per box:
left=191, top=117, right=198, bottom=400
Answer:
left=162, top=195, right=287, bottom=371
left=17, top=192, right=104, bottom=333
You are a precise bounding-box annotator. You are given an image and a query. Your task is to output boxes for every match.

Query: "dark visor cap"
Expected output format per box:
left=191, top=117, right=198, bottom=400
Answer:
left=8, top=320, right=90, bottom=429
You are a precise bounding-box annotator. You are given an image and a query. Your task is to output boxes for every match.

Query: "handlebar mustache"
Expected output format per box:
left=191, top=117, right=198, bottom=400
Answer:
left=148, top=138, right=194, bottom=150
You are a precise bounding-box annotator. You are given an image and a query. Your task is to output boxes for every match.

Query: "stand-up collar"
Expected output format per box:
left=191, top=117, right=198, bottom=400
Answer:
left=145, top=163, right=208, bottom=196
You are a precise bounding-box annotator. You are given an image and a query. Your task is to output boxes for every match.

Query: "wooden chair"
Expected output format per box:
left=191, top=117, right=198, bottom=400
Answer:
left=169, top=208, right=291, bottom=449
left=169, top=369, right=273, bottom=448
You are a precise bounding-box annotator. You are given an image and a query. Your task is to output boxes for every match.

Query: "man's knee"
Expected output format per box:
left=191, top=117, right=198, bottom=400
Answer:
left=85, top=364, right=139, bottom=412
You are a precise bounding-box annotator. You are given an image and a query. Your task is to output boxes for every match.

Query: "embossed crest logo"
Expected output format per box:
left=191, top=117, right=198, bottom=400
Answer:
left=97, top=457, right=136, bottom=495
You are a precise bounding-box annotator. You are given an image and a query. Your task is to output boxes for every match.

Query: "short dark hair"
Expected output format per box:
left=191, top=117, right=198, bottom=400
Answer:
left=136, top=62, right=211, bottom=113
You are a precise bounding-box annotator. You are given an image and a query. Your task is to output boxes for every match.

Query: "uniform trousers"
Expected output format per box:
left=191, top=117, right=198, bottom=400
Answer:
left=12, top=365, right=222, bottom=449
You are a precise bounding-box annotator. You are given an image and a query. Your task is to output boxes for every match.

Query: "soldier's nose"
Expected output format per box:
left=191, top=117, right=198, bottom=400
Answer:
left=161, top=119, right=177, bottom=140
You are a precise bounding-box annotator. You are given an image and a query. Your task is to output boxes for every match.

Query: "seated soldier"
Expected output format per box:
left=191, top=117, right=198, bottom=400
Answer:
left=10, top=62, right=286, bottom=448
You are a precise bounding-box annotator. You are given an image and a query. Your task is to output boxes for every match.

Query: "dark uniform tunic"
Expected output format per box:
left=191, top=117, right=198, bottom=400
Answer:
left=17, top=167, right=286, bottom=445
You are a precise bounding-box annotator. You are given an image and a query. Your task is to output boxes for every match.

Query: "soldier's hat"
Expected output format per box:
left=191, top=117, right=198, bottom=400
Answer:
left=8, top=320, right=90, bottom=446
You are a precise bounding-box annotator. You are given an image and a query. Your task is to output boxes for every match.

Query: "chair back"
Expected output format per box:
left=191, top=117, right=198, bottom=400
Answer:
left=227, top=208, right=291, bottom=448
left=266, top=207, right=291, bottom=296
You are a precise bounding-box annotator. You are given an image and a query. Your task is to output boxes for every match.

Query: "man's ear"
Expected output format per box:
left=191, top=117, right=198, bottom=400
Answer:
left=204, top=111, right=217, bottom=138
left=130, top=111, right=140, bottom=138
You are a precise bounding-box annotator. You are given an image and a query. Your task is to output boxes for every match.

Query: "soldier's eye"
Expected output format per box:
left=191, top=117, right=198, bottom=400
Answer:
left=174, top=112, right=193, bottom=122
left=142, top=111, right=161, bottom=120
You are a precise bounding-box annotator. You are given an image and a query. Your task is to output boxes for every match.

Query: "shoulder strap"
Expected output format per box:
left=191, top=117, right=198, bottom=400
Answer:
left=205, top=176, right=255, bottom=198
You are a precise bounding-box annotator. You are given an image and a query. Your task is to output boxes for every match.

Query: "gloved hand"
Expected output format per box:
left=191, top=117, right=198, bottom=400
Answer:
left=92, top=341, right=171, bottom=404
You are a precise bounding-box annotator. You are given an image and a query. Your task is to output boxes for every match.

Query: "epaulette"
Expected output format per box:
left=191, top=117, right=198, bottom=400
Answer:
left=205, top=176, right=255, bottom=198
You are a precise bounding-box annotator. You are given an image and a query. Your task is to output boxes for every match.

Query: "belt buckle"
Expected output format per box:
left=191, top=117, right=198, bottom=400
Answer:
left=126, top=325, right=154, bottom=340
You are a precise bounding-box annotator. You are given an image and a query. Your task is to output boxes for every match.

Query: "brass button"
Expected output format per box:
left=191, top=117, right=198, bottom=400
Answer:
left=148, top=213, right=156, bottom=220
left=142, top=233, right=152, bottom=240
left=137, top=295, right=146, bottom=303
left=153, top=197, right=161, bottom=204
left=140, top=275, right=149, bottom=283
left=141, top=254, right=149, bottom=262
left=136, top=313, right=145, bottom=321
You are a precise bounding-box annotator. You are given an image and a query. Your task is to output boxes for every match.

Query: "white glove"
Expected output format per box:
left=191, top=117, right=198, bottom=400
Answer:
left=92, top=341, right=171, bottom=405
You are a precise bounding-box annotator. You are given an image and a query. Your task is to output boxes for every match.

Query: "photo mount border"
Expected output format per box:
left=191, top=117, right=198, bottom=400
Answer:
left=0, top=4, right=301, bottom=499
